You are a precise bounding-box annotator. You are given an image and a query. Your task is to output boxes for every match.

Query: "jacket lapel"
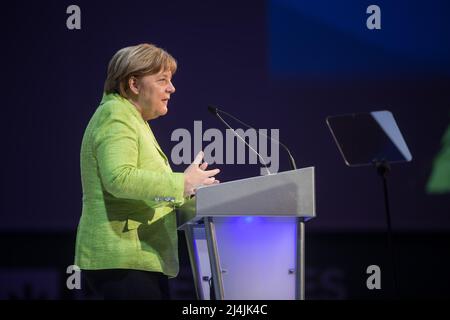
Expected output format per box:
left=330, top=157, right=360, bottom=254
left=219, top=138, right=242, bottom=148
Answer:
left=146, top=123, right=169, bottom=164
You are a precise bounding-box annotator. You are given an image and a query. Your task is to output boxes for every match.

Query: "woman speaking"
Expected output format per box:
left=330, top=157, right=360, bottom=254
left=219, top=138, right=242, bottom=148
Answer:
left=75, top=43, right=220, bottom=299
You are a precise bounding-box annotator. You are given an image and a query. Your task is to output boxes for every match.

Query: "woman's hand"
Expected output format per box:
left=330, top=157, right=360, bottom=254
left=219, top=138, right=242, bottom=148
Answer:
left=184, top=151, right=220, bottom=197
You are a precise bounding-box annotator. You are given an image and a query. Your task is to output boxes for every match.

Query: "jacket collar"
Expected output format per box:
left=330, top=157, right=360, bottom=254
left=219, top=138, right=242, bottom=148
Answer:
left=100, top=93, right=142, bottom=120
left=100, top=93, right=169, bottom=164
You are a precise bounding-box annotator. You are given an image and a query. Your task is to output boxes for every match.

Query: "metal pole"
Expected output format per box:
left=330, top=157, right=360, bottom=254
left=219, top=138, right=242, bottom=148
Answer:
left=183, top=224, right=204, bottom=300
left=204, top=217, right=225, bottom=300
left=296, top=218, right=305, bottom=300
left=376, top=161, right=398, bottom=299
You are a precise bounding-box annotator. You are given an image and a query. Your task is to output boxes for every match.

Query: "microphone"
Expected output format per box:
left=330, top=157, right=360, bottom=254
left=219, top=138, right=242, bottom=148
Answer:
left=207, top=105, right=272, bottom=175
left=207, top=105, right=218, bottom=115
left=208, top=105, right=297, bottom=171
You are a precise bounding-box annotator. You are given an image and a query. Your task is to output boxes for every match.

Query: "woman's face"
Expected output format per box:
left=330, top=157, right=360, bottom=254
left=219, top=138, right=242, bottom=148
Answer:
left=132, top=69, right=176, bottom=121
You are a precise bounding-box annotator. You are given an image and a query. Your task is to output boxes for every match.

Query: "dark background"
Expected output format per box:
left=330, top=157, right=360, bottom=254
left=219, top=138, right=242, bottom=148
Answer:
left=0, top=0, right=449, bottom=299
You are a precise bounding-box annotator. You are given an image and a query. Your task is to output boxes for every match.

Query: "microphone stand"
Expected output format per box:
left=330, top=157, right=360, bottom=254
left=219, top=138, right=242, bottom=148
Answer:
left=216, top=108, right=297, bottom=171
left=215, top=112, right=272, bottom=175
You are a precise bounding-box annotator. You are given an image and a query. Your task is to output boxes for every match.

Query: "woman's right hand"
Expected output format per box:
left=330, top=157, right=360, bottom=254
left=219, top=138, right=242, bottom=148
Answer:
left=184, top=151, right=220, bottom=197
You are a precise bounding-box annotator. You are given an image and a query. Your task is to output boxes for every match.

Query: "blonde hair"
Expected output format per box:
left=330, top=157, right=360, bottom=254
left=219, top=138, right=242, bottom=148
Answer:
left=104, top=43, right=177, bottom=97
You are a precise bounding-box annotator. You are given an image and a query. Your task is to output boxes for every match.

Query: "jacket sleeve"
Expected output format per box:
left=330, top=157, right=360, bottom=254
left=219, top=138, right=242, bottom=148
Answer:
left=92, top=105, right=185, bottom=205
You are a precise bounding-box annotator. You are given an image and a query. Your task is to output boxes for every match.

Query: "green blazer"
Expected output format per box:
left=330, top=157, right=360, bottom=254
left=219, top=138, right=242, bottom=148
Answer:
left=75, top=93, right=185, bottom=277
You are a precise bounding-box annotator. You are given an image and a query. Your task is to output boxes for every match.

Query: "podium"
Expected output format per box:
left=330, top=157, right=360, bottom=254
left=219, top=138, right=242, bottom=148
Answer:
left=177, top=167, right=316, bottom=300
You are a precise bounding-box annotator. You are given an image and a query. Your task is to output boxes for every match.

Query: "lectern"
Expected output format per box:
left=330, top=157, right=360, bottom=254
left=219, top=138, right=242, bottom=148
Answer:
left=177, top=167, right=315, bottom=300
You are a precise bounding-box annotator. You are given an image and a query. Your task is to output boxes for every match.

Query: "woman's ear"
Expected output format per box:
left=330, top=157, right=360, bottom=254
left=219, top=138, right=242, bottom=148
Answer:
left=128, top=76, right=140, bottom=95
